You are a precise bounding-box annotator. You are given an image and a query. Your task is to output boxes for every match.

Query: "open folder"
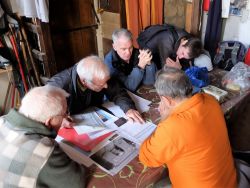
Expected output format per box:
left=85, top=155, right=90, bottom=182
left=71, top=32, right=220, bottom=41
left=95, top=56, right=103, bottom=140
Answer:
left=58, top=127, right=113, bottom=152
left=56, top=106, right=156, bottom=176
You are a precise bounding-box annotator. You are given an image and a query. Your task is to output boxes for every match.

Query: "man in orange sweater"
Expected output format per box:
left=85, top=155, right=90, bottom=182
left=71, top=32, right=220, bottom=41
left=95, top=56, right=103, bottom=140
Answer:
left=139, top=67, right=237, bottom=188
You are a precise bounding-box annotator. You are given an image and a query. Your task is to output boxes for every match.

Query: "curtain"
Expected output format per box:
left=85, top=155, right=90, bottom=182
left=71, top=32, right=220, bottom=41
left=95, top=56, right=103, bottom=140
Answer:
left=125, top=0, right=163, bottom=47
left=204, top=0, right=222, bottom=60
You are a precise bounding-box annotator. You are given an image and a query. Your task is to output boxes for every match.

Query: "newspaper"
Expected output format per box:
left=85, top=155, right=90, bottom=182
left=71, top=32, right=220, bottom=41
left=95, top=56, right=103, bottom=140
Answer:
left=56, top=107, right=156, bottom=176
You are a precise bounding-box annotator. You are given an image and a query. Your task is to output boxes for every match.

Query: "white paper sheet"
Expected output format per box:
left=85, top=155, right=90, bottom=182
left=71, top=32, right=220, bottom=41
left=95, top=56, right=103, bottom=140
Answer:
left=56, top=107, right=156, bottom=176
left=126, top=90, right=151, bottom=113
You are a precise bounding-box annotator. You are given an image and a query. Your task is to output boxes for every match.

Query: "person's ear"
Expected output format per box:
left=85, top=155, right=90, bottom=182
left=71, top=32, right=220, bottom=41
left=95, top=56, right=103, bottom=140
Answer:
left=45, top=117, right=52, bottom=128
left=112, top=43, right=117, bottom=51
left=81, top=79, right=87, bottom=87
left=162, top=96, right=175, bottom=106
left=181, top=39, right=188, bottom=46
left=161, top=96, right=171, bottom=106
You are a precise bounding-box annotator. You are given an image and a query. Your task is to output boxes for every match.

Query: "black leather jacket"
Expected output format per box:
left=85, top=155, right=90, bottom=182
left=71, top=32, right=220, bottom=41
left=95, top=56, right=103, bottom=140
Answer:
left=138, top=24, right=191, bottom=69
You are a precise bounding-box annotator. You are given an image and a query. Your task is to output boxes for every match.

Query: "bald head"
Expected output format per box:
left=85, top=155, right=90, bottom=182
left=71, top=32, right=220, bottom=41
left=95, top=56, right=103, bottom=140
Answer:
left=155, top=66, right=193, bottom=99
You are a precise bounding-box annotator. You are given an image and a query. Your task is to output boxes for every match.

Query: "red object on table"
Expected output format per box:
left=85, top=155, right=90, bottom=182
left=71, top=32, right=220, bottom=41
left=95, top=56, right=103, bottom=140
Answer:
left=58, top=127, right=113, bottom=151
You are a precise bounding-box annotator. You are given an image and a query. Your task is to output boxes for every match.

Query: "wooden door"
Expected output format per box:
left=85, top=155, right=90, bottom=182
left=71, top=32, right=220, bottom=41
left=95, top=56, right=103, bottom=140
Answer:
left=50, top=0, right=98, bottom=72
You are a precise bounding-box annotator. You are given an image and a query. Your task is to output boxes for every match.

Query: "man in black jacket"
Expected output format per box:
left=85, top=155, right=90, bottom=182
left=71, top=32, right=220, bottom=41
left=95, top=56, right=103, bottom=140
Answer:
left=137, top=24, right=205, bottom=70
left=47, top=55, right=144, bottom=123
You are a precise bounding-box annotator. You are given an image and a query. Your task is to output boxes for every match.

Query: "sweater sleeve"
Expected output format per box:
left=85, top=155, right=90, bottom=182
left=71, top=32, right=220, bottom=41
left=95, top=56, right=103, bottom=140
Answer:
left=104, top=51, right=116, bottom=76
left=46, top=67, right=72, bottom=91
left=104, top=78, right=136, bottom=113
left=121, top=67, right=144, bottom=92
left=37, top=144, right=86, bottom=188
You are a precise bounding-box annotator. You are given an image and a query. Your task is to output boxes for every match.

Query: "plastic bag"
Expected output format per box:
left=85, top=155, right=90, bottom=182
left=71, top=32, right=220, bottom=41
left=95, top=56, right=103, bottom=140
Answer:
left=222, top=62, right=250, bottom=91
left=185, top=66, right=209, bottom=88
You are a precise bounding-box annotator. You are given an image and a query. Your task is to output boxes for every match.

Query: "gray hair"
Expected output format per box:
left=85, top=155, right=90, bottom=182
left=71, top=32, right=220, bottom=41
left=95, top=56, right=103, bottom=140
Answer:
left=155, top=66, right=193, bottom=99
left=76, top=55, right=110, bottom=82
left=19, top=85, right=69, bottom=123
left=112, top=28, right=133, bottom=43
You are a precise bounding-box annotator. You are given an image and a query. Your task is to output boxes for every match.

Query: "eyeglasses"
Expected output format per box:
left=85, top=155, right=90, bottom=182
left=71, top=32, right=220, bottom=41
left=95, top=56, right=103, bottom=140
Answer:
left=54, top=109, right=70, bottom=119
left=84, top=79, right=109, bottom=90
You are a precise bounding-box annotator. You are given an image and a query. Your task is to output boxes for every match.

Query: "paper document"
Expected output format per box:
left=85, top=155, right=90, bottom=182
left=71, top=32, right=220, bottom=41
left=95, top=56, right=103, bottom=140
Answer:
left=126, top=90, right=151, bottom=113
left=102, top=102, right=125, bottom=117
left=119, top=121, right=156, bottom=144
left=102, top=91, right=151, bottom=117
left=56, top=107, right=156, bottom=176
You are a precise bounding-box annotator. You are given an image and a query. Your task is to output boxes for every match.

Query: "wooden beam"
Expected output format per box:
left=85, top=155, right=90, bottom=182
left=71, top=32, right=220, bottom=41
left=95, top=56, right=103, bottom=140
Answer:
left=185, top=3, right=192, bottom=33
left=37, top=19, right=57, bottom=77
left=185, top=0, right=202, bottom=37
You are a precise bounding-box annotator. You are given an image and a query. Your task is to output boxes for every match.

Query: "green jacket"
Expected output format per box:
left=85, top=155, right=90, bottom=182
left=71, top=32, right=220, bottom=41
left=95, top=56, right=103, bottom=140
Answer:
left=0, top=109, right=86, bottom=188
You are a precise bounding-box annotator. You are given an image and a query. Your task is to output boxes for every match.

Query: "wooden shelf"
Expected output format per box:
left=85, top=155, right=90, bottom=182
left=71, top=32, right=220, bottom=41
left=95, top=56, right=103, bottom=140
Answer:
left=0, top=66, right=12, bottom=74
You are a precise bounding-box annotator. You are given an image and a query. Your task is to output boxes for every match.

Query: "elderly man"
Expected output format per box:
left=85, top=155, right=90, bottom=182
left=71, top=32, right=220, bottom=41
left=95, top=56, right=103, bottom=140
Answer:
left=139, top=67, right=237, bottom=187
left=104, top=28, right=157, bottom=92
left=47, top=55, right=144, bottom=123
left=0, top=86, right=86, bottom=187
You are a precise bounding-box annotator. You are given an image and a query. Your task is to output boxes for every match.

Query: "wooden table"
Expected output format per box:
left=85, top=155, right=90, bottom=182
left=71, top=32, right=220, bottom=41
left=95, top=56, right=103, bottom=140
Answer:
left=86, top=68, right=250, bottom=187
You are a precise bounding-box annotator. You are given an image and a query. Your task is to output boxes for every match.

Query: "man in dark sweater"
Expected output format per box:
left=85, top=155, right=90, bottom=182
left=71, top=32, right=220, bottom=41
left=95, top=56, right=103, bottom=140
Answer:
left=137, top=24, right=211, bottom=71
left=47, top=55, right=144, bottom=123
left=0, top=86, right=86, bottom=187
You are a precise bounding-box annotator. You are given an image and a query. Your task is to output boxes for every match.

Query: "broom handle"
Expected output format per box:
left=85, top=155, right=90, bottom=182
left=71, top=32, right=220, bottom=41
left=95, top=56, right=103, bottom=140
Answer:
left=9, top=34, right=29, bottom=92
left=20, top=26, right=42, bottom=86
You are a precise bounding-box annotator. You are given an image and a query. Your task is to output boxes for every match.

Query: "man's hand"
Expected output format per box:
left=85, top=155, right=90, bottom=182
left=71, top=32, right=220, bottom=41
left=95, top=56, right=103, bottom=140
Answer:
left=138, top=49, right=152, bottom=69
left=61, top=116, right=75, bottom=129
left=125, top=109, right=145, bottom=124
left=166, top=57, right=182, bottom=69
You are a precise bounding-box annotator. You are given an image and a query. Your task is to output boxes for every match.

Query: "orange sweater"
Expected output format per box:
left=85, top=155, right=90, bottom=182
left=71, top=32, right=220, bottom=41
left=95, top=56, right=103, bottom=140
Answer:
left=139, top=93, right=237, bottom=188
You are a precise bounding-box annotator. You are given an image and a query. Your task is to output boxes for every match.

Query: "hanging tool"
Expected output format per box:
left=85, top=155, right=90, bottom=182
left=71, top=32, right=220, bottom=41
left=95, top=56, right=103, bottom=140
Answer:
left=8, top=31, right=29, bottom=92
left=18, top=18, right=41, bottom=86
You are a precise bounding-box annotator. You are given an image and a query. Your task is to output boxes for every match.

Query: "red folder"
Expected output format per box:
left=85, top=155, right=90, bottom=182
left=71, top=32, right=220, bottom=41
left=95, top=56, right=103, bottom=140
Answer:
left=58, top=127, right=113, bottom=151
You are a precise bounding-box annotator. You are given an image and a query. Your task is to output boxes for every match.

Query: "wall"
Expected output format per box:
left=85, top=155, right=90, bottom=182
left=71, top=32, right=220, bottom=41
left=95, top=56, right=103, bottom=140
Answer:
left=223, top=13, right=250, bottom=47
left=164, top=0, right=186, bottom=28
left=202, top=3, right=250, bottom=48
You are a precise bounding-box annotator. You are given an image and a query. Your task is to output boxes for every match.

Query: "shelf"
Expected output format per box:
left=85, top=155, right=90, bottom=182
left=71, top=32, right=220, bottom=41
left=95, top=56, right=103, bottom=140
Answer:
left=0, top=66, right=12, bottom=75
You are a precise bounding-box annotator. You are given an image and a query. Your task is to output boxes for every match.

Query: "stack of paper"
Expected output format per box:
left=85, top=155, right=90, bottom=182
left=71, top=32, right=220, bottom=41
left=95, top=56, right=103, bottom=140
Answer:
left=56, top=93, right=156, bottom=176
left=58, top=109, right=116, bottom=151
left=202, top=85, right=228, bottom=102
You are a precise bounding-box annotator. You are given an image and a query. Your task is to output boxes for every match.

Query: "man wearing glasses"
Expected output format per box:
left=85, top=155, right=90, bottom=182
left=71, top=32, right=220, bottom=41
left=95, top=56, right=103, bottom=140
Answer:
left=0, top=86, right=86, bottom=187
left=47, top=55, right=144, bottom=124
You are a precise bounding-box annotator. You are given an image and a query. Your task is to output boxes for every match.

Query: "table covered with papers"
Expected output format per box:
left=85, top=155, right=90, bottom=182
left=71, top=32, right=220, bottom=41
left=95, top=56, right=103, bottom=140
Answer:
left=85, top=68, right=250, bottom=187
left=82, top=94, right=164, bottom=188
left=56, top=68, right=249, bottom=187
left=57, top=105, right=165, bottom=188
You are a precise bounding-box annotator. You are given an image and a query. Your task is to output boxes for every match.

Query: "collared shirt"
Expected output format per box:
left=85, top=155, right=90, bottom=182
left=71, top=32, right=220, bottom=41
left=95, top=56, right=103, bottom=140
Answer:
left=139, top=93, right=237, bottom=188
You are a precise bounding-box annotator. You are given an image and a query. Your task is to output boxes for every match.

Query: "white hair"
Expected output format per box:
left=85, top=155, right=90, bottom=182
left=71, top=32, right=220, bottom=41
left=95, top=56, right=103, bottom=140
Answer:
left=19, top=85, right=69, bottom=123
left=112, top=28, right=133, bottom=43
left=76, top=55, right=110, bottom=82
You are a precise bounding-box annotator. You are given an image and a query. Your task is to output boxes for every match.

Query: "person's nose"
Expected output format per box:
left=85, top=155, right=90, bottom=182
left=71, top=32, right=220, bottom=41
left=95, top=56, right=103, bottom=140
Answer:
left=178, top=54, right=183, bottom=59
left=125, top=49, right=131, bottom=56
left=103, top=83, right=108, bottom=89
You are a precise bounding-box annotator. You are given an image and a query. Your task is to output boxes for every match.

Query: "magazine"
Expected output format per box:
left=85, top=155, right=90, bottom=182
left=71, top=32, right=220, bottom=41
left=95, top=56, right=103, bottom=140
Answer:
left=56, top=107, right=156, bottom=176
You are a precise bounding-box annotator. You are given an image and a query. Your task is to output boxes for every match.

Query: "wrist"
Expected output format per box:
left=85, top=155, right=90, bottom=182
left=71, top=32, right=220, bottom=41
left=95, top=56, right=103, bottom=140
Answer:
left=137, top=63, right=146, bottom=69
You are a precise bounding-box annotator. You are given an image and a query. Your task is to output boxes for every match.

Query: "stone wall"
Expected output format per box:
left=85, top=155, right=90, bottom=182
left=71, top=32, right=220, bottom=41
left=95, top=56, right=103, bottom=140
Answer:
left=164, top=0, right=186, bottom=28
